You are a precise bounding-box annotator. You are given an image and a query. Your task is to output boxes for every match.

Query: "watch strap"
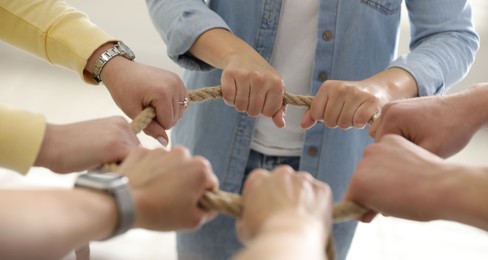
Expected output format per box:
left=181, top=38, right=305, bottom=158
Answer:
left=92, top=42, right=135, bottom=83
left=75, top=172, right=135, bottom=240
left=110, top=181, right=135, bottom=238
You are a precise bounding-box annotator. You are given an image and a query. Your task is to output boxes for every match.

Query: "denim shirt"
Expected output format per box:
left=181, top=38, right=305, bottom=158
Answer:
left=147, top=0, right=479, bottom=199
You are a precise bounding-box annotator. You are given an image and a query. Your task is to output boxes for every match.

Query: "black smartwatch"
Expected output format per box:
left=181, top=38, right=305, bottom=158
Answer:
left=75, top=171, right=135, bottom=239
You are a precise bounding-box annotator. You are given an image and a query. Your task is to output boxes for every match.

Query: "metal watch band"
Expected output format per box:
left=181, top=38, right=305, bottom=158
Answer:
left=92, top=42, right=135, bottom=83
left=110, top=181, right=135, bottom=238
left=75, top=172, right=135, bottom=240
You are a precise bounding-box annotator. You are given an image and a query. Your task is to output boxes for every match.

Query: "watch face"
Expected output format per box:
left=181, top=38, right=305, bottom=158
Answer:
left=76, top=172, right=128, bottom=190
left=93, top=172, right=120, bottom=180
left=118, top=42, right=136, bottom=59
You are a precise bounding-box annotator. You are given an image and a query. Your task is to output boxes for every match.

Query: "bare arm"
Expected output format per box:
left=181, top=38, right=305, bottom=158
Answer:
left=0, top=189, right=117, bottom=259
left=437, top=164, right=488, bottom=231
left=370, top=83, right=488, bottom=158
left=233, top=213, right=326, bottom=260
left=234, top=166, right=331, bottom=260
left=0, top=146, right=218, bottom=259
left=345, top=134, right=488, bottom=231
left=33, top=116, right=139, bottom=173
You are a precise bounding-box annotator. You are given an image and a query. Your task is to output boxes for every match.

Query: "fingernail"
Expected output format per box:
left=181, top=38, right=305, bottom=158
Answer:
left=157, top=137, right=168, bottom=147
left=355, top=124, right=366, bottom=129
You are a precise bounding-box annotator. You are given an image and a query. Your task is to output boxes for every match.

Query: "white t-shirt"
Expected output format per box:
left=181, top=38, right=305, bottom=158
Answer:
left=251, top=0, right=319, bottom=156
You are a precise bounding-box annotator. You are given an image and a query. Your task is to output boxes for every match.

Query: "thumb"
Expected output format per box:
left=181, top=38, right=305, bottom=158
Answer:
left=271, top=105, right=287, bottom=128
left=300, top=110, right=317, bottom=129
left=143, top=122, right=169, bottom=147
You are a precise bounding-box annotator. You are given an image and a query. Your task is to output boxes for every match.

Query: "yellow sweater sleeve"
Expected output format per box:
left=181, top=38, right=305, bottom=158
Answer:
left=0, top=0, right=117, bottom=84
left=0, top=105, right=46, bottom=174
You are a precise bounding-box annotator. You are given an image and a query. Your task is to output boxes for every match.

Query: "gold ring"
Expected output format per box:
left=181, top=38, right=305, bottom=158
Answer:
left=369, top=112, right=381, bottom=124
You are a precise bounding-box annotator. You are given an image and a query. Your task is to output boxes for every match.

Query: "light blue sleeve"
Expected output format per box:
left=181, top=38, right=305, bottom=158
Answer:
left=145, top=0, right=230, bottom=70
left=389, top=0, right=480, bottom=96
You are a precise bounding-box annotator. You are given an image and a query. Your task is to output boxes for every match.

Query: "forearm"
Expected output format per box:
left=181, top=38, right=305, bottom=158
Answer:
left=83, top=41, right=131, bottom=86
left=233, top=213, right=327, bottom=260
left=389, top=0, right=479, bottom=96
left=0, top=0, right=116, bottom=83
left=189, top=28, right=263, bottom=70
left=364, top=67, right=419, bottom=101
left=436, top=164, right=488, bottom=231
left=0, top=189, right=117, bottom=259
left=146, top=0, right=230, bottom=70
left=453, top=84, right=488, bottom=130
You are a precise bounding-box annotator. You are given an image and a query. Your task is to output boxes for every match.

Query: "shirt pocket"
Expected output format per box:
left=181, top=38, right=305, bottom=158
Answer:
left=359, top=0, right=402, bottom=15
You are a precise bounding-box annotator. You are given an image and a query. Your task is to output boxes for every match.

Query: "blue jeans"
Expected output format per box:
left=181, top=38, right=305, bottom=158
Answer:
left=176, top=150, right=356, bottom=260
left=240, top=149, right=301, bottom=192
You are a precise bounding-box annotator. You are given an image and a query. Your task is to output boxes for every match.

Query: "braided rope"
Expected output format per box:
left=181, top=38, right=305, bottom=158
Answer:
left=188, top=86, right=377, bottom=124
left=143, top=86, right=369, bottom=260
left=78, top=86, right=369, bottom=260
left=188, top=85, right=314, bottom=108
left=199, top=190, right=367, bottom=223
left=154, top=85, right=369, bottom=222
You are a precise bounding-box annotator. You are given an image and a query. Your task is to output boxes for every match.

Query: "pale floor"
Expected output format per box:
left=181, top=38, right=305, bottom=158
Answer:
left=2, top=0, right=488, bottom=259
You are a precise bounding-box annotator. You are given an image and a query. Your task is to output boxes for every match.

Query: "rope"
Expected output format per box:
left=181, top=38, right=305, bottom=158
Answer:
left=188, top=85, right=377, bottom=124
left=77, top=86, right=370, bottom=260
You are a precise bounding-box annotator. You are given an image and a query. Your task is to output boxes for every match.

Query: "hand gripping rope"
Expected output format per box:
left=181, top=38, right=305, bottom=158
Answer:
left=76, top=86, right=372, bottom=260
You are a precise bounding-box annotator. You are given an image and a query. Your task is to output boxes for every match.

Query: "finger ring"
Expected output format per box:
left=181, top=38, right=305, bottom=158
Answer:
left=369, top=112, right=381, bottom=124
left=179, top=97, right=189, bottom=107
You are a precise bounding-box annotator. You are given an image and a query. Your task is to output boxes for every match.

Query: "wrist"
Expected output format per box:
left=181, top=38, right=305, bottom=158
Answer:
left=437, top=164, right=488, bottom=229
left=190, top=28, right=257, bottom=69
left=434, top=163, right=477, bottom=221
left=85, top=41, right=135, bottom=83
left=364, top=67, right=419, bottom=102
left=459, top=84, right=488, bottom=129
left=258, top=211, right=327, bottom=243
left=85, top=42, right=117, bottom=74
left=75, top=172, right=135, bottom=240
left=73, top=188, right=118, bottom=241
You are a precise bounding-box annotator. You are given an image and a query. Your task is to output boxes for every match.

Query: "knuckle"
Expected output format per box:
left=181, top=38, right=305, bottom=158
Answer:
left=251, top=72, right=266, bottom=85
left=247, top=110, right=260, bottom=117
left=230, top=69, right=250, bottom=82
left=110, top=116, right=130, bottom=128
left=275, top=165, right=294, bottom=173
left=337, top=120, right=351, bottom=130
left=325, top=120, right=337, bottom=128
left=261, top=109, right=274, bottom=117
left=310, top=109, right=323, bottom=121
left=381, top=134, right=399, bottom=143
left=296, top=171, right=313, bottom=181
left=171, top=146, right=189, bottom=157
left=191, top=156, right=211, bottom=170
left=355, top=111, right=371, bottom=126
left=222, top=92, right=235, bottom=103
left=336, top=113, right=352, bottom=128
left=164, top=73, right=183, bottom=88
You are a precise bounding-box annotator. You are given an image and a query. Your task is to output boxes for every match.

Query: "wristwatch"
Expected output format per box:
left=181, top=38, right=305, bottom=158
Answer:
left=92, top=41, right=136, bottom=83
left=75, top=171, right=135, bottom=239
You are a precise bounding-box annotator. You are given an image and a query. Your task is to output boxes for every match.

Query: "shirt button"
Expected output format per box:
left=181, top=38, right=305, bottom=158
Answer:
left=319, top=72, right=328, bottom=81
left=322, top=31, right=333, bottom=41
left=308, top=146, right=318, bottom=156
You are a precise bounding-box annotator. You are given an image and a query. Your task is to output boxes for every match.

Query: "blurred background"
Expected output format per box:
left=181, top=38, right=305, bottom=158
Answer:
left=0, top=0, right=487, bottom=259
